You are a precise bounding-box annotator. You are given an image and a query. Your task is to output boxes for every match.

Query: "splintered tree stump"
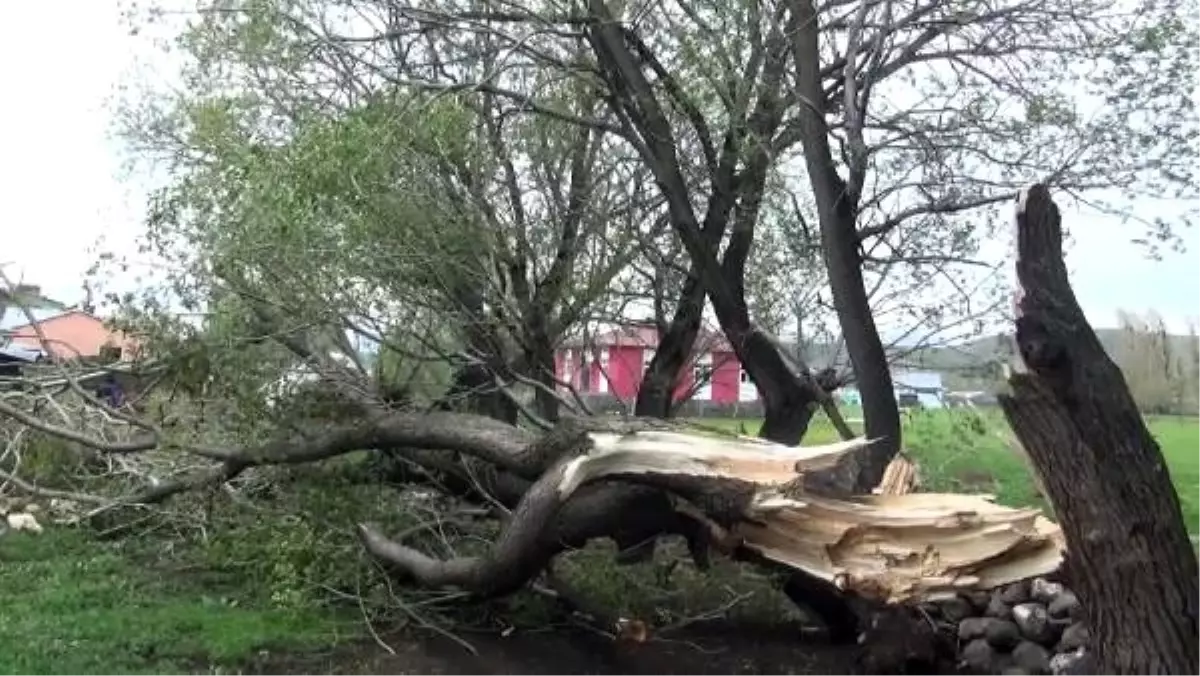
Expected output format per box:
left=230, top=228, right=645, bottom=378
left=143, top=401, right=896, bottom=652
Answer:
left=998, top=184, right=1199, bottom=674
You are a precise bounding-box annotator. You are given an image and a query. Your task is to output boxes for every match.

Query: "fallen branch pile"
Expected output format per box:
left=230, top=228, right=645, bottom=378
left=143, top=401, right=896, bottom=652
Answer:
left=358, top=429, right=1064, bottom=606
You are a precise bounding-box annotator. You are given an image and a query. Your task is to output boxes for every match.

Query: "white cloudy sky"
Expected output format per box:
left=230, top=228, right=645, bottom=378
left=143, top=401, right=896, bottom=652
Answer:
left=1, top=1, right=1197, bottom=334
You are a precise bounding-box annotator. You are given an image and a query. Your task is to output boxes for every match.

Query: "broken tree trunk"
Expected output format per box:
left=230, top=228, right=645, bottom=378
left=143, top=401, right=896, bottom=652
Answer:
left=997, top=184, right=1199, bottom=674
left=359, top=427, right=1064, bottom=607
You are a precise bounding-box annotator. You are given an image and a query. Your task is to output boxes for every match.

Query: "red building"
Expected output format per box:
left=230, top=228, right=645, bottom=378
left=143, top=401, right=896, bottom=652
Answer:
left=554, top=323, right=758, bottom=404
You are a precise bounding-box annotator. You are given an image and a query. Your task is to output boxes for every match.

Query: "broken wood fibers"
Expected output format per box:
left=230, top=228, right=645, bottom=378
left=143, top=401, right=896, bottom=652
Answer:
left=561, top=431, right=1065, bottom=605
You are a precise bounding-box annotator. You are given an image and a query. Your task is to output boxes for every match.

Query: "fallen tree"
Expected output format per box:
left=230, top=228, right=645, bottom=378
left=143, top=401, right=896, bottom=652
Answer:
left=1, top=276, right=1068, bottom=663
left=359, top=424, right=1064, bottom=607
left=4, top=309, right=1064, bottom=653
left=2, top=359, right=1064, bottom=633
left=0, top=296, right=1070, bottom=676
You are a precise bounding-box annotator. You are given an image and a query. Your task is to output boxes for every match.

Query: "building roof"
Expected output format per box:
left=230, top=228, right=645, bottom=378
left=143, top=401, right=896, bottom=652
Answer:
left=0, top=344, right=43, bottom=362
left=893, top=370, right=944, bottom=392
left=0, top=308, right=103, bottom=331
left=1, top=308, right=61, bottom=331
left=561, top=322, right=733, bottom=352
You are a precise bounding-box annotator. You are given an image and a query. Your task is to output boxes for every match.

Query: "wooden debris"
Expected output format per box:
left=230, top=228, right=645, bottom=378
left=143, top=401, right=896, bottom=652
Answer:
left=558, top=431, right=1064, bottom=605
left=873, top=453, right=919, bottom=496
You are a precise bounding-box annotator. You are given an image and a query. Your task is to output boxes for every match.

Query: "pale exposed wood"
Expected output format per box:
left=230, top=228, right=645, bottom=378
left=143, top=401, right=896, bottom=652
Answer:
left=558, top=432, right=872, bottom=496
left=872, top=453, right=918, bottom=496
left=555, top=431, right=1064, bottom=605
left=734, top=492, right=1063, bottom=603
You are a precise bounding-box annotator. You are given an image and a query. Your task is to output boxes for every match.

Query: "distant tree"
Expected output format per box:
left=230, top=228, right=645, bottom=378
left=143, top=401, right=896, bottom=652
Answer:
left=1189, top=320, right=1200, bottom=413
left=1111, top=309, right=1197, bottom=414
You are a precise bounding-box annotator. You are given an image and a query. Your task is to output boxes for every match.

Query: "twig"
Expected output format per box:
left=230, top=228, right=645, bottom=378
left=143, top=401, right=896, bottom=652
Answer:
left=655, top=591, right=755, bottom=634
left=0, top=466, right=111, bottom=504
left=0, top=268, right=160, bottom=436
left=376, top=559, right=479, bottom=655
left=356, top=577, right=397, bottom=655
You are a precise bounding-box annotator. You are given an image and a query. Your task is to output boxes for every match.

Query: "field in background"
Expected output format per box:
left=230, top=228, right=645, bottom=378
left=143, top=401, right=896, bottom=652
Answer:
left=693, top=408, right=1199, bottom=534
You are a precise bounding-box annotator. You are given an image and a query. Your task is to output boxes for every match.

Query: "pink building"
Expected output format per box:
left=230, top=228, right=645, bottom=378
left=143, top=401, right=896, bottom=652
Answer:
left=4, top=310, right=139, bottom=362
left=554, top=323, right=758, bottom=404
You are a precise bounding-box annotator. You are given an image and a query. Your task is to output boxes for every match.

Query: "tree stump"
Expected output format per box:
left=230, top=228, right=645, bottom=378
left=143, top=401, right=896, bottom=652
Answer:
left=997, top=184, right=1199, bottom=674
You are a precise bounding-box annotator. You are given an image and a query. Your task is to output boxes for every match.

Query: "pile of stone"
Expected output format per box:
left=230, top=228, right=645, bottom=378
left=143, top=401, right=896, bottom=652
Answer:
left=930, top=578, right=1092, bottom=675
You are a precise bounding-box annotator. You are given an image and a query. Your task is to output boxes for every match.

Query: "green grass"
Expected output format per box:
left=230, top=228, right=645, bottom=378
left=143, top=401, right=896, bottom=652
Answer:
left=692, top=409, right=1199, bottom=534
left=0, top=527, right=352, bottom=674
left=1144, top=415, right=1200, bottom=532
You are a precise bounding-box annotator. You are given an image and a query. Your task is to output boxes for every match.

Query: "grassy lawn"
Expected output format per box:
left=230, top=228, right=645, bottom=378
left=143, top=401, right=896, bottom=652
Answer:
left=694, top=409, right=1199, bottom=534
left=0, top=527, right=352, bottom=674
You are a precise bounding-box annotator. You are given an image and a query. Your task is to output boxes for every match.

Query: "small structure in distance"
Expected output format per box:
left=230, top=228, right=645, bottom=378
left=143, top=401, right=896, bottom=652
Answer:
left=555, top=321, right=758, bottom=404
left=0, top=308, right=137, bottom=362
left=836, top=369, right=946, bottom=409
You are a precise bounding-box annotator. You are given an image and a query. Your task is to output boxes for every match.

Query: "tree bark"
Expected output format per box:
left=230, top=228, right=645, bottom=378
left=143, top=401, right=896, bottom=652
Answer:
left=436, top=282, right=519, bottom=424
left=360, top=444, right=697, bottom=597
left=785, top=0, right=900, bottom=488
left=634, top=277, right=704, bottom=418
left=584, top=1, right=824, bottom=444
left=997, top=184, right=1199, bottom=675
left=739, top=332, right=821, bottom=442
left=821, top=207, right=900, bottom=489
left=438, top=362, right=518, bottom=424
left=524, top=323, right=561, bottom=423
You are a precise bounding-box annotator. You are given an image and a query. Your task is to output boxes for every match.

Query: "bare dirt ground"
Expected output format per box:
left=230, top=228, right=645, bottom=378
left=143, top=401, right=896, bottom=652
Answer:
left=243, top=620, right=871, bottom=675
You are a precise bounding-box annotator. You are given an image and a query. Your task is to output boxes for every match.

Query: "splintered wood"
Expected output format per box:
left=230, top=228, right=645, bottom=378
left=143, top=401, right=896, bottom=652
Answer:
left=568, top=431, right=1065, bottom=605
left=873, top=453, right=918, bottom=496
left=736, top=492, right=1064, bottom=603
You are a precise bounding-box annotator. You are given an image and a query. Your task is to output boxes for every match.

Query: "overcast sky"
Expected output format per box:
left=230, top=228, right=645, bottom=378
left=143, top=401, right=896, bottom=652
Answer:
left=1, top=1, right=1197, bottom=334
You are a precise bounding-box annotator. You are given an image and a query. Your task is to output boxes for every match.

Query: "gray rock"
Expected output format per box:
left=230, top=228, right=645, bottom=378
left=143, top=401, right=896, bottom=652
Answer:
left=1050, top=647, right=1093, bottom=675
left=1012, top=640, right=1051, bottom=674
left=1047, top=591, right=1081, bottom=620
left=1000, top=579, right=1032, bottom=605
left=965, top=590, right=992, bottom=612
left=960, top=638, right=997, bottom=674
left=918, top=601, right=944, bottom=620
left=1057, top=622, right=1089, bottom=652
left=988, top=657, right=1017, bottom=672
left=939, top=596, right=974, bottom=623
left=987, top=591, right=1013, bottom=619
left=1072, top=652, right=1096, bottom=675
left=1012, top=602, right=1058, bottom=645
left=1001, top=669, right=1031, bottom=676
left=1030, top=578, right=1065, bottom=604
left=959, top=617, right=991, bottom=641
left=985, top=619, right=1023, bottom=650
